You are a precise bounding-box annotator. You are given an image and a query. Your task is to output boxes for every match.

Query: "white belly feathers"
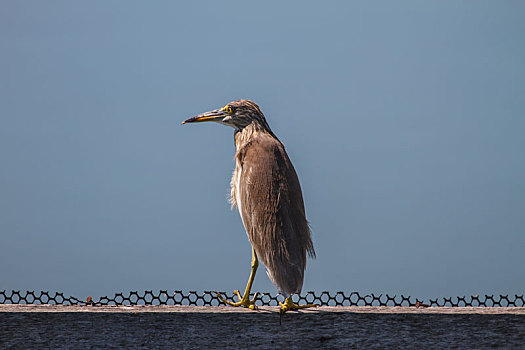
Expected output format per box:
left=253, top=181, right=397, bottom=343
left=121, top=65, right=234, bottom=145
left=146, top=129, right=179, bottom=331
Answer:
left=234, top=162, right=243, bottom=219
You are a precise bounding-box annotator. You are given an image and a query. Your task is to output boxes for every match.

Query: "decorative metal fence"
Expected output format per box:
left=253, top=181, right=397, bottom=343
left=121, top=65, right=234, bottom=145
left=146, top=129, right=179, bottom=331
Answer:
left=1, top=290, right=524, bottom=307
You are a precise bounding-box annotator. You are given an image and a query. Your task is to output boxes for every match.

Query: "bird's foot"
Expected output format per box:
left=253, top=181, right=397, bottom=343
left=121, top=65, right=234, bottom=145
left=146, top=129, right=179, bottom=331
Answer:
left=215, top=290, right=259, bottom=310
left=279, top=297, right=319, bottom=315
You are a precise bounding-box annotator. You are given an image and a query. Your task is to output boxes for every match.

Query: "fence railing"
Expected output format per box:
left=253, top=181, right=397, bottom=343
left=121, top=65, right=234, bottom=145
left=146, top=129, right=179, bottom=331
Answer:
left=1, top=290, right=524, bottom=307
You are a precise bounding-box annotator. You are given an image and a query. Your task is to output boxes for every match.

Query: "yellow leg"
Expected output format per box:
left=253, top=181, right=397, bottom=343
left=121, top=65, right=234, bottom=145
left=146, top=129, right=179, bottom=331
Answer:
left=215, top=247, right=259, bottom=310
left=279, top=296, right=319, bottom=315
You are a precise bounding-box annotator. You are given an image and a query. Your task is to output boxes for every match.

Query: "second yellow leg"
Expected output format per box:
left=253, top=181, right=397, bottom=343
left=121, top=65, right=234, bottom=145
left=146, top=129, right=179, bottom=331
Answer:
left=279, top=296, right=319, bottom=314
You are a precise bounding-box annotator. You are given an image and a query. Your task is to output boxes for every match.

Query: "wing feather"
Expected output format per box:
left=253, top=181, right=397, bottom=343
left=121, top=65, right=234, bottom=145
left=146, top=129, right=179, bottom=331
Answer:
left=235, top=133, right=315, bottom=295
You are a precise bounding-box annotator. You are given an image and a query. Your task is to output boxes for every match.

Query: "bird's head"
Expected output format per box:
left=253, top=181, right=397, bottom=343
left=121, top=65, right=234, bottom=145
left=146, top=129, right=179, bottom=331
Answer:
left=183, top=99, right=272, bottom=132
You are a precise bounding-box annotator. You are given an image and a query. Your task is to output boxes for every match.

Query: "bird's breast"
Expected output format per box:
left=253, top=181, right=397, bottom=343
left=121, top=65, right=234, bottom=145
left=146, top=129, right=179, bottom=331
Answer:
left=234, top=160, right=243, bottom=217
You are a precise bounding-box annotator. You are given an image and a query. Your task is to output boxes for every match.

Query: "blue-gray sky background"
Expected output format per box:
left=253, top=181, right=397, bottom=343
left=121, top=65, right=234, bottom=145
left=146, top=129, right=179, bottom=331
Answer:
left=1, top=1, right=524, bottom=300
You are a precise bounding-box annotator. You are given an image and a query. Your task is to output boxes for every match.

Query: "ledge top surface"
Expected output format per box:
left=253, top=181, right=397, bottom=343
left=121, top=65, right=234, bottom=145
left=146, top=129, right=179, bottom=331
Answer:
left=1, top=304, right=524, bottom=314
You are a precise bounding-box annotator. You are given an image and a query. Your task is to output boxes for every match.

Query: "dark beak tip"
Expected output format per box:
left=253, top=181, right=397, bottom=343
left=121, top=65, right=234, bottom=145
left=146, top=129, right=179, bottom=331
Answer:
left=181, top=117, right=195, bottom=125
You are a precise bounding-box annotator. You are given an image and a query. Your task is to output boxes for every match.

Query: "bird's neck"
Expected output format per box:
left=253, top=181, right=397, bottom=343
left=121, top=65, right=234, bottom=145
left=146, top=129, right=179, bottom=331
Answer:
left=234, top=122, right=271, bottom=152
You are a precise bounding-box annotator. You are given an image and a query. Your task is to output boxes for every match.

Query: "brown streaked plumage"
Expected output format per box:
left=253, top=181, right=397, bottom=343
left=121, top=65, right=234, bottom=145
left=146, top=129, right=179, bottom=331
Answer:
left=183, top=99, right=316, bottom=312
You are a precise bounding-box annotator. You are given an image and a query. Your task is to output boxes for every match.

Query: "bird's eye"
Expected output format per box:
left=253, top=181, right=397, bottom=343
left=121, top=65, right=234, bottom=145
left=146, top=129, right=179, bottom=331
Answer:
left=221, top=105, right=233, bottom=114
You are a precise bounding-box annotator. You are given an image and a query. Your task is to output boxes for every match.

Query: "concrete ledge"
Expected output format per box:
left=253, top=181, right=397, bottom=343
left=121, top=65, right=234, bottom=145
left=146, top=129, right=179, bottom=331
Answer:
left=2, top=305, right=524, bottom=348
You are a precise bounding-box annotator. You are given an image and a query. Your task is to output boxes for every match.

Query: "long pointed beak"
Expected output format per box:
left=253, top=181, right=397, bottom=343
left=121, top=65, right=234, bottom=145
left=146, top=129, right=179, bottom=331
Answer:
left=182, top=109, right=228, bottom=125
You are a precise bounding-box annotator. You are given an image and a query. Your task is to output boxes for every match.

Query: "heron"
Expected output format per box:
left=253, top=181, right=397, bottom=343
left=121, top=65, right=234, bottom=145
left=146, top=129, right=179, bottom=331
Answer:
left=182, top=99, right=316, bottom=314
